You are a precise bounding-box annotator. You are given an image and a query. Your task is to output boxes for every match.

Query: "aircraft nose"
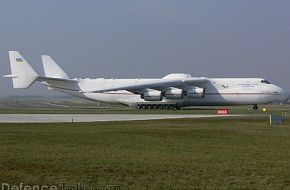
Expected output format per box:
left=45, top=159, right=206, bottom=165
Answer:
left=284, top=90, right=290, bottom=101
left=279, top=88, right=290, bottom=101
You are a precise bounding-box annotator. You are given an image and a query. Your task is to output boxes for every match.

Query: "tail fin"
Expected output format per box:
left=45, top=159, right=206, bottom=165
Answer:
left=41, top=55, right=71, bottom=79
left=3, top=51, right=39, bottom=88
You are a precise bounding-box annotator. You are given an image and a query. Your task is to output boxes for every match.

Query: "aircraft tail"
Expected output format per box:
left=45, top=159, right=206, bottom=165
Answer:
left=41, top=55, right=71, bottom=79
left=3, top=51, right=39, bottom=88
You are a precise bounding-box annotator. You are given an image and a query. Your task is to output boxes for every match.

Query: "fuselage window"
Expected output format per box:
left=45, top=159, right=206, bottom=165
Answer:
left=261, top=80, right=271, bottom=84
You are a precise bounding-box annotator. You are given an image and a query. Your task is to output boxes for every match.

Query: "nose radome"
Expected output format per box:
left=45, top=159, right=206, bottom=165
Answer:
left=279, top=88, right=290, bottom=101
left=284, top=90, right=290, bottom=101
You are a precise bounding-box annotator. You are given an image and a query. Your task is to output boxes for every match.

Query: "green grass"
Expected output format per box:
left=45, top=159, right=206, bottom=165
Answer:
left=1, top=118, right=290, bottom=189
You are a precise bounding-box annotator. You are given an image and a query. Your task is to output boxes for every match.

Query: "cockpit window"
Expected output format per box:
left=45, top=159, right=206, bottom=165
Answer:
left=261, top=80, right=271, bottom=84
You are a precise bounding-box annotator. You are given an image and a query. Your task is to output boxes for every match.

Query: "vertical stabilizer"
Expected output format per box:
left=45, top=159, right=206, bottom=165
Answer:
left=4, top=51, right=39, bottom=88
left=41, top=55, right=71, bottom=79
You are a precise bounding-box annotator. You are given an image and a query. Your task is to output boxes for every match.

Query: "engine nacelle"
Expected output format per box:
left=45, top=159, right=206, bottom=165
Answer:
left=186, top=87, right=205, bottom=98
left=164, top=88, right=183, bottom=99
left=141, top=89, right=163, bottom=101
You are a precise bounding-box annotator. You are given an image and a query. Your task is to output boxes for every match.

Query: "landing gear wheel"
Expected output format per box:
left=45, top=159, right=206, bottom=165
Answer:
left=158, top=105, right=164, bottom=110
left=253, top=105, right=258, bottom=110
left=164, top=105, right=169, bottom=110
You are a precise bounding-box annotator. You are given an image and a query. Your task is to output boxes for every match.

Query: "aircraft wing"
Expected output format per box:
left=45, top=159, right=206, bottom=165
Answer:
left=87, top=77, right=208, bottom=93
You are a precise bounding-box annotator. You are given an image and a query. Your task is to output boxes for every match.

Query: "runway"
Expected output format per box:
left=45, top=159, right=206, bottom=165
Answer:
left=0, top=114, right=240, bottom=123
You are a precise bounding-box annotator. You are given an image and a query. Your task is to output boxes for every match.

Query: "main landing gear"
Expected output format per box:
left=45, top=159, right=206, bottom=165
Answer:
left=137, top=104, right=180, bottom=110
left=253, top=105, right=258, bottom=110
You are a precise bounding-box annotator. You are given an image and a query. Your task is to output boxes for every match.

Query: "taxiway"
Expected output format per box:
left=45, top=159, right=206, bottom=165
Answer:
left=0, top=114, right=240, bottom=123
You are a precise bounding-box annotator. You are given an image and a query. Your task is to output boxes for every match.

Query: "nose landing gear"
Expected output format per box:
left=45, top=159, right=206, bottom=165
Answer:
left=253, top=105, right=258, bottom=110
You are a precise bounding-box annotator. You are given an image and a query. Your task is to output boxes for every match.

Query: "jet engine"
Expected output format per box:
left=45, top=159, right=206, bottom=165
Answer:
left=141, top=89, right=163, bottom=101
left=185, top=87, right=205, bottom=98
left=164, top=88, right=183, bottom=99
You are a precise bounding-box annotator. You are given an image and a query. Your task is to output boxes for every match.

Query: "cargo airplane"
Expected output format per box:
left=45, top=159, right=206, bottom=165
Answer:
left=4, top=51, right=289, bottom=110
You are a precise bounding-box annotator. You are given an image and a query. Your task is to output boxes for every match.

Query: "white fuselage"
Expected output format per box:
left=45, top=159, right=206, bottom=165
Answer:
left=44, top=77, right=288, bottom=108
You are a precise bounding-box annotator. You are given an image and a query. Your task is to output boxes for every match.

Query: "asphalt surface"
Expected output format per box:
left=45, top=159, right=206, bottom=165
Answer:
left=0, top=114, right=240, bottom=123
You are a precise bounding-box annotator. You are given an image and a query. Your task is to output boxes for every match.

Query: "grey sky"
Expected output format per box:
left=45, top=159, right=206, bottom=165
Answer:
left=0, top=0, right=289, bottom=96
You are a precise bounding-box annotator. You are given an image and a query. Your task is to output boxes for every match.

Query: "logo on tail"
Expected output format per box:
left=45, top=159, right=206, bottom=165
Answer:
left=16, top=58, right=23, bottom=62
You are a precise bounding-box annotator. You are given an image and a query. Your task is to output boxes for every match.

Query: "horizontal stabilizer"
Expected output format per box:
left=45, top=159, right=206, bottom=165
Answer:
left=37, top=76, right=78, bottom=83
